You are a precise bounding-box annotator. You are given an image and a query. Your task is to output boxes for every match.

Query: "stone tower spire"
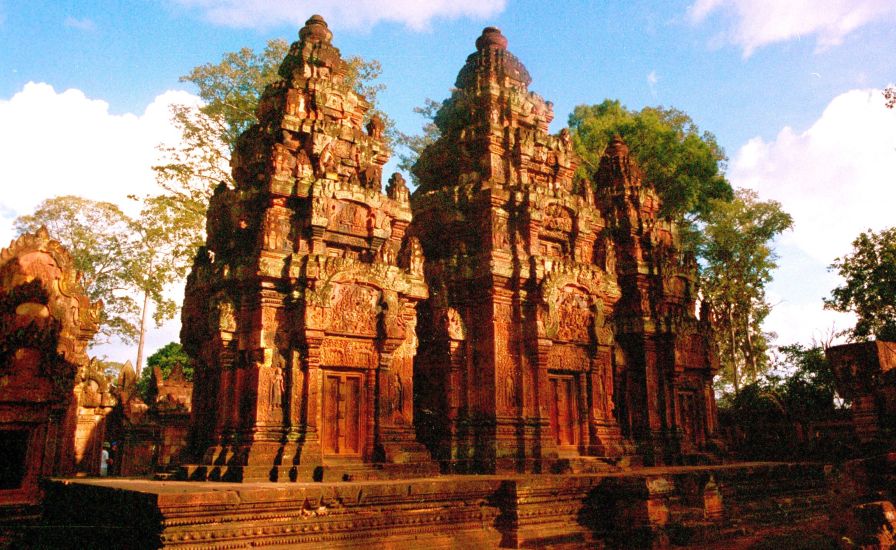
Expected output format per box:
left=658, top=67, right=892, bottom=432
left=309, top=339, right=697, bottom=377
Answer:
left=181, top=15, right=434, bottom=482
left=595, top=137, right=719, bottom=463
left=413, top=26, right=575, bottom=194
left=411, top=28, right=629, bottom=473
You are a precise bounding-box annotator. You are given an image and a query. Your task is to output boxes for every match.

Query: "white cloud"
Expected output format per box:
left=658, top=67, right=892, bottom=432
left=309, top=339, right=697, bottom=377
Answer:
left=729, top=88, right=896, bottom=344
left=64, top=16, right=96, bottom=31
left=172, top=0, right=507, bottom=31
left=731, top=88, right=896, bottom=264
left=0, top=82, right=200, bottom=248
left=688, top=0, right=896, bottom=57
left=762, top=250, right=856, bottom=347
left=647, top=70, right=659, bottom=96
left=0, top=83, right=201, bottom=364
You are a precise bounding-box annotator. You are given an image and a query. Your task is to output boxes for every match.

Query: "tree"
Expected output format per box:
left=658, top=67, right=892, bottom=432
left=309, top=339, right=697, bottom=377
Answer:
left=150, top=40, right=392, bottom=266
left=773, top=343, right=841, bottom=419
left=568, top=100, right=733, bottom=221
left=14, top=196, right=139, bottom=345
left=825, top=227, right=896, bottom=341
left=15, top=196, right=184, bottom=374
left=885, top=86, right=895, bottom=109
left=699, top=189, right=793, bottom=393
left=717, top=343, right=844, bottom=460
left=395, top=98, right=443, bottom=181
left=128, top=200, right=194, bottom=373
left=136, top=341, right=192, bottom=400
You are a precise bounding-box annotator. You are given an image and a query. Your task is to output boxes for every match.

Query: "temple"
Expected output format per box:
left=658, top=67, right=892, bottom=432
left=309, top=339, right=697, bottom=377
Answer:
left=180, top=15, right=435, bottom=481
left=0, top=229, right=102, bottom=519
left=411, top=27, right=719, bottom=471
left=19, top=18, right=890, bottom=550
left=595, top=136, right=720, bottom=463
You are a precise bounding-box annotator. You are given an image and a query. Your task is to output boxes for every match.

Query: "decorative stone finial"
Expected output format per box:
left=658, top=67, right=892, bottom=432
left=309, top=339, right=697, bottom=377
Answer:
left=605, top=135, right=629, bottom=157
left=299, top=14, right=332, bottom=43
left=476, top=27, right=508, bottom=51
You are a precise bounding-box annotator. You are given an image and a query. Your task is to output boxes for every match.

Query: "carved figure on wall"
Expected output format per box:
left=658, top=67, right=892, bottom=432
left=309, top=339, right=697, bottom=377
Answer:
left=315, top=138, right=336, bottom=176
left=270, top=367, right=284, bottom=410
left=386, top=172, right=410, bottom=203
left=263, top=209, right=292, bottom=252
left=367, top=115, right=385, bottom=139
left=604, top=238, right=617, bottom=274
left=392, top=372, right=404, bottom=417
left=505, top=373, right=516, bottom=408
left=580, top=178, right=595, bottom=207
left=556, top=289, right=592, bottom=343
left=294, top=148, right=312, bottom=179
left=286, top=88, right=306, bottom=116
left=273, top=144, right=295, bottom=179
left=377, top=242, right=396, bottom=265
left=593, top=298, right=614, bottom=347
left=446, top=308, right=465, bottom=341
left=407, top=237, right=424, bottom=276
left=492, top=216, right=510, bottom=249
left=328, top=284, right=380, bottom=336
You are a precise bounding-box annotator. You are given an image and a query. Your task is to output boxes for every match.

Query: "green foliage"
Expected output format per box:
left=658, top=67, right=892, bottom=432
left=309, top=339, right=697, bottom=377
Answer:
left=825, top=227, right=896, bottom=341
left=718, top=343, right=846, bottom=460
left=700, top=189, right=793, bottom=391
left=94, top=358, right=126, bottom=380
left=14, top=196, right=140, bottom=345
left=569, top=99, right=733, bottom=220
left=395, top=98, right=443, bottom=182
left=183, top=39, right=290, bottom=149
left=14, top=196, right=184, bottom=359
left=136, top=342, right=192, bottom=400
left=773, top=344, right=841, bottom=419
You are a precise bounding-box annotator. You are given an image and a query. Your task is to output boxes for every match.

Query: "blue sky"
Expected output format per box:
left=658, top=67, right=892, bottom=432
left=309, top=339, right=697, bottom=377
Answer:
left=1, top=0, right=895, bottom=365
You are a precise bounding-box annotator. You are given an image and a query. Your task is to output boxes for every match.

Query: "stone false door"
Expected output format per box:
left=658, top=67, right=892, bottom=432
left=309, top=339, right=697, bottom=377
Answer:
left=548, top=373, right=581, bottom=450
left=321, top=371, right=364, bottom=456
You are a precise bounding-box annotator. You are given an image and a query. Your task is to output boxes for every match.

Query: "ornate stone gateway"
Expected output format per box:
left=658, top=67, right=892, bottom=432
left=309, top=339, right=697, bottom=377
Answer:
left=180, top=15, right=435, bottom=481
left=0, top=229, right=101, bottom=517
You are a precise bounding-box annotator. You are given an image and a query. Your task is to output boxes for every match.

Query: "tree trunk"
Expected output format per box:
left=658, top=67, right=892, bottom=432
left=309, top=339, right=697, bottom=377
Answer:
left=727, top=305, right=740, bottom=395
left=744, top=314, right=758, bottom=382
left=135, top=290, right=150, bottom=377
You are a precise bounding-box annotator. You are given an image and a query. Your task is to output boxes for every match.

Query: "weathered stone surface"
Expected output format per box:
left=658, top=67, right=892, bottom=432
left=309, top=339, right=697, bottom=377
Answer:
left=596, top=136, right=721, bottom=464
left=180, top=15, right=435, bottom=481
left=410, top=27, right=719, bottom=473
left=71, top=357, right=116, bottom=476
left=32, top=462, right=831, bottom=549
left=845, top=500, right=896, bottom=548
left=827, top=341, right=896, bottom=445
left=0, top=228, right=101, bottom=519
left=105, top=361, right=193, bottom=477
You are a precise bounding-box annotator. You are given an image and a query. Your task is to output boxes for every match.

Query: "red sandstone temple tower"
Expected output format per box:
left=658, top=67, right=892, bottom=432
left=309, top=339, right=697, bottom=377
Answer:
left=411, top=28, right=631, bottom=472
left=595, top=136, right=720, bottom=464
left=181, top=15, right=435, bottom=481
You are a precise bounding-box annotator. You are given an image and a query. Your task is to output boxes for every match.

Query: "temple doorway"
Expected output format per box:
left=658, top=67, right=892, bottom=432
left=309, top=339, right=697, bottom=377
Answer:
left=322, top=371, right=363, bottom=456
left=548, top=374, right=580, bottom=450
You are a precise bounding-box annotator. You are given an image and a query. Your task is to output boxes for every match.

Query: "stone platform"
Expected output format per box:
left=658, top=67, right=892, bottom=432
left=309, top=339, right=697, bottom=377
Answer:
left=19, top=462, right=834, bottom=549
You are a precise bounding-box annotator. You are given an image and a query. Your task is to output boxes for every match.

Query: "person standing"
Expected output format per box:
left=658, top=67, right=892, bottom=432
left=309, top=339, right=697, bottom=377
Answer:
left=99, top=442, right=110, bottom=476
